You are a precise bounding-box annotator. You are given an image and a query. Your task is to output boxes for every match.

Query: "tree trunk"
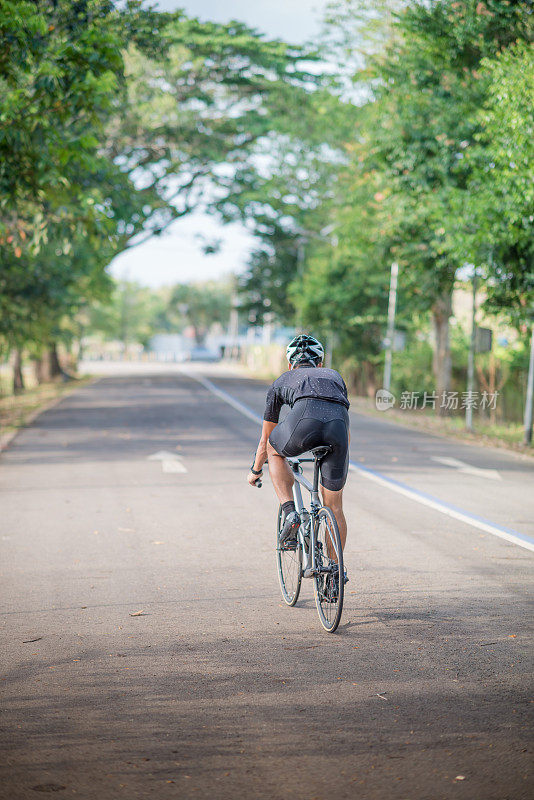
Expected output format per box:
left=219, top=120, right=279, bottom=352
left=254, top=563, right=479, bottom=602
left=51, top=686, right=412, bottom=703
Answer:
left=363, top=360, right=378, bottom=398
left=432, top=292, right=452, bottom=416
left=35, top=352, right=51, bottom=383
left=34, top=344, right=62, bottom=383
left=33, top=358, right=42, bottom=384
left=13, top=349, right=25, bottom=393
left=49, top=342, right=61, bottom=378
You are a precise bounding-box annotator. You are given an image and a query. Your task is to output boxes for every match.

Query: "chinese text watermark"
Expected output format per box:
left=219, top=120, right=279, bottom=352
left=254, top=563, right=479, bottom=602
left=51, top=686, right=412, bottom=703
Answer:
left=375, top=390, right=499, bottom=412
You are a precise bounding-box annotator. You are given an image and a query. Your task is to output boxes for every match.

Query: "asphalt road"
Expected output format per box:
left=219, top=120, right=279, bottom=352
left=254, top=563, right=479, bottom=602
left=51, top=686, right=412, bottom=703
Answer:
left=1, top=365, right=533, bottom=800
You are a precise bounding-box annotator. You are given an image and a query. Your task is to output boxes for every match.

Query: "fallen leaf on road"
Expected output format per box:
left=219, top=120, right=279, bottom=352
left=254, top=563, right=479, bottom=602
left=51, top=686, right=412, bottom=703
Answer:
left=129, top=610, right=146, bottom=616
left=23, top=637, right=42, bottom=644
left=151, top=541, right=165, bottom=545
left=454, top=775, right=466, bottom=781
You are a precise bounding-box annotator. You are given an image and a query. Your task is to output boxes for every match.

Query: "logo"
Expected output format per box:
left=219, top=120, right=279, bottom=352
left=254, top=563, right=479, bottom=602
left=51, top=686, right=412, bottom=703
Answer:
left=375, top=389, right=395, bottom=411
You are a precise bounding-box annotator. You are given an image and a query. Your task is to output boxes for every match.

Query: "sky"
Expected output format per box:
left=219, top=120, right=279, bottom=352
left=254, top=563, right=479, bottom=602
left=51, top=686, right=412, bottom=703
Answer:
left=110, top=0, right=331, bottom=288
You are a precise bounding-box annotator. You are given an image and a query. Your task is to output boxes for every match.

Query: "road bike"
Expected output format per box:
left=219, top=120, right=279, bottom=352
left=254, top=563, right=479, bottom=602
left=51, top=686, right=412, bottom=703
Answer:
left=276, top=446, right=345, bottom=632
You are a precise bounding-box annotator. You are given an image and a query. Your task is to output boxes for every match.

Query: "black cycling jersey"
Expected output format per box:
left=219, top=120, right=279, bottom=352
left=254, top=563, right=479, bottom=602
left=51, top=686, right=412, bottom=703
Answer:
left=263, top=366, right=349, bottom=423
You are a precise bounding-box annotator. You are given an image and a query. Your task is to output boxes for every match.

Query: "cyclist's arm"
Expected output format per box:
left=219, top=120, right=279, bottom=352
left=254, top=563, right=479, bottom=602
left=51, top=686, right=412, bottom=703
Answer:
left=252, top=420, right=277, bottom=472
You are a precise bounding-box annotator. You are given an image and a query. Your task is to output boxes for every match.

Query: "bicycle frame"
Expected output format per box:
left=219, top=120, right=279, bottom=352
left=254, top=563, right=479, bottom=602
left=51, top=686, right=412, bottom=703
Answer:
left=287, top=454, right=324, bottom=578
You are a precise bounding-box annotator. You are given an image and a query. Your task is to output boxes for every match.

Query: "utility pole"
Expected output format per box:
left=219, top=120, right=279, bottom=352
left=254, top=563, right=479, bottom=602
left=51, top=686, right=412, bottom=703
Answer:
left=383, top=262, right=399, bottom=392
left=466, top=268, right=478, bottom=432
left=228, top=295, right=240, bottom=360
left=524, top=322, right=534, bottom=446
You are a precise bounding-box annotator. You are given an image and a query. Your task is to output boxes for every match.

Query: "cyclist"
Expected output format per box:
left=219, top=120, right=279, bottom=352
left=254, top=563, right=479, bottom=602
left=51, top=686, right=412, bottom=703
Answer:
left=247, top=334, right=350, bottom=595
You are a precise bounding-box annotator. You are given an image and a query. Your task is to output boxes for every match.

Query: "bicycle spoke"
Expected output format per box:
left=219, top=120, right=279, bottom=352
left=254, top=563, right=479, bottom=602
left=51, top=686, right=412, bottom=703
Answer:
left=313, top=507, right=344, bottom=632
left=276, top=505, right=302, bottom=606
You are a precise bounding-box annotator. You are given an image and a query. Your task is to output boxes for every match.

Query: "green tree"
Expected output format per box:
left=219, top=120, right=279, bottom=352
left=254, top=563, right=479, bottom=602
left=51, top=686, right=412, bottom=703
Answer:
left=108, top=16, right=325, bottom=245
left=0, top=0, right=153, bottom=386
left=226, top=89, right=355, bottom=325
left=460, top=40, right=534, bottom=325
left=1, top=1, right=327, bottom=389
left=304, top=0, right=532, bottom=402
left=88, top=282, right=166, bottom=350
left=368, top=0, right=531, bottom=403
left=168, top=282, right=232, bottom=344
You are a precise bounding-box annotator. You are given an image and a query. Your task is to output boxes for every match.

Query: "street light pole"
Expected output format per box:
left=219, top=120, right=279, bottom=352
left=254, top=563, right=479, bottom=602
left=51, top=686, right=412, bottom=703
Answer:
left=466, top=268, right=478, bottom=432
left=523, top=322, right=534, bottom=446
left=383, top=262, right=399, bottom=392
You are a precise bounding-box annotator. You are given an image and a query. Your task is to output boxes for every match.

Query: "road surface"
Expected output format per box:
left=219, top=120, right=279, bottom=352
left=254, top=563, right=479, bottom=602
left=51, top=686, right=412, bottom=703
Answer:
left=1, top=364, right=533, bottom=799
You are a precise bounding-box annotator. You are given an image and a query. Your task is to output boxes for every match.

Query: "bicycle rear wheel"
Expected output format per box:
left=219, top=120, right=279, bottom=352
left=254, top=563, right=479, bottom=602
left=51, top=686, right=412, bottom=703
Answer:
left=276, top=505, right=302, bottom=606
left=313, top=506, right=344, bottom=632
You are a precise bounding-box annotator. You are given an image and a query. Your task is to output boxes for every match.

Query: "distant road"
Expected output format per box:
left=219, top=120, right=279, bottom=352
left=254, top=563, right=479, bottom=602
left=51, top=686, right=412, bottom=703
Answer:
left=1, top=363, right=533, bottom=799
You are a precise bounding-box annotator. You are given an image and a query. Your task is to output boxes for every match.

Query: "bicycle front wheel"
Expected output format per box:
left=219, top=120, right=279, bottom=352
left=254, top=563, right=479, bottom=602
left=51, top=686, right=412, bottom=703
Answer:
left=313, top=506, right=344, bottom=632
left=276, top=505, right=302, bottom=606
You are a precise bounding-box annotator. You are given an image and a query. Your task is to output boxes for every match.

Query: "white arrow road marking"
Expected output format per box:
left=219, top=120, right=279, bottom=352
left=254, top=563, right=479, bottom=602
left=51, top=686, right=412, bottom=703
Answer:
left=148, top=450, right=180, bottom=461
left=431, top=456, right=501, bottom=481
left=162, top=460, right=187, bottom=473
left=148, top=451, right=188, bottom=474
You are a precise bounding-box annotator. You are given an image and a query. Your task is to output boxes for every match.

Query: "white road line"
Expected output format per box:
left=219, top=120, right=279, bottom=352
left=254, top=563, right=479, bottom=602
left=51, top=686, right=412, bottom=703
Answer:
left=184, top=369, right=534, bottom=554
left=184, top=370, right=263, bottom=425
left=347, top=463, right=533, bottom=552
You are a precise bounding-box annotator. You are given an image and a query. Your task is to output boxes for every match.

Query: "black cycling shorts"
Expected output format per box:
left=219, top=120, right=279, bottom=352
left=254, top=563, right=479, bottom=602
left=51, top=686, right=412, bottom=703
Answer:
left=268, top=398, right=350, bottom=491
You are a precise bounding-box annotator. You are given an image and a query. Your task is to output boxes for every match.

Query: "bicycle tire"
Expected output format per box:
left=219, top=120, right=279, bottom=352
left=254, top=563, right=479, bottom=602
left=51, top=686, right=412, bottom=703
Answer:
left=276, top=504, right=302, bottom=606
left=313, top=506, right=344, bottom=632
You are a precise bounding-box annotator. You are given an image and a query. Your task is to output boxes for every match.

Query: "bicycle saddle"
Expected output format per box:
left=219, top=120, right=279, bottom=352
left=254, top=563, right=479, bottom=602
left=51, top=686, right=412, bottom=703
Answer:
left=311, top=445, right=333, bottom=459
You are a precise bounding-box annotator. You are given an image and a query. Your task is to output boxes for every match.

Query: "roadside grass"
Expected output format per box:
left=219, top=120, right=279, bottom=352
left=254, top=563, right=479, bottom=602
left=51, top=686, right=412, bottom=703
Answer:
left=349, top=395, right=531, bottom=456
left=0, top=377, right=91, bottom=442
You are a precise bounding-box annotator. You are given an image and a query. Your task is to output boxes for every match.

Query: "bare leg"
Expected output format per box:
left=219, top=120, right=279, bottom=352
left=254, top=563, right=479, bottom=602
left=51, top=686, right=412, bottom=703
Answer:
left=266, top=441, right=294, bottom=504
left=320, top=486, right=347, bottom=551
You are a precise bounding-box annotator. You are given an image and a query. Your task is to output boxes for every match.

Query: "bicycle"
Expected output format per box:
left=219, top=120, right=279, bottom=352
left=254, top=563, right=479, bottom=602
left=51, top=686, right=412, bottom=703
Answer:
left=275, top=446, right=345, bottom=633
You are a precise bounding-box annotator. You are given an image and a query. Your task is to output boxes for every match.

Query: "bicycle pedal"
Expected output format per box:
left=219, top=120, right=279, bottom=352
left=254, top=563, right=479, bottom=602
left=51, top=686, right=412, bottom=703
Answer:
left=280, top=540, right=297, bottom=551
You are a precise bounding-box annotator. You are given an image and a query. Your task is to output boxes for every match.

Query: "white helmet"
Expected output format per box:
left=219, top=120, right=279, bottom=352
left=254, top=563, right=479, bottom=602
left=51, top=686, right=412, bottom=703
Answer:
left=286, top=334, right=324, bottom=367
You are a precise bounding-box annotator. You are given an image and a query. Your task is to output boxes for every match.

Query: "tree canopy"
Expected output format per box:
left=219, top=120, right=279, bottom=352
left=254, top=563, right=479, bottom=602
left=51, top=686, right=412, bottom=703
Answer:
left=1, top=0, right=532, bottom=415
